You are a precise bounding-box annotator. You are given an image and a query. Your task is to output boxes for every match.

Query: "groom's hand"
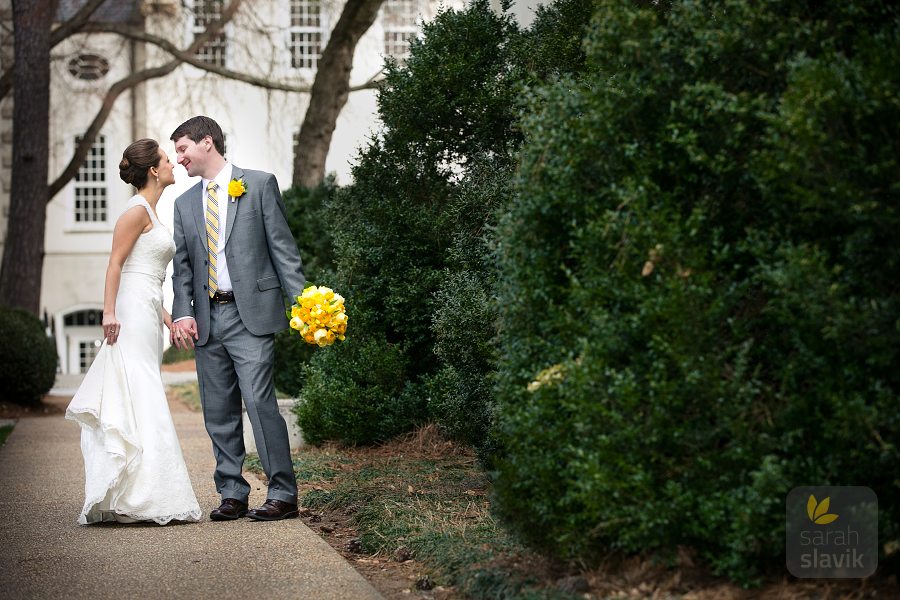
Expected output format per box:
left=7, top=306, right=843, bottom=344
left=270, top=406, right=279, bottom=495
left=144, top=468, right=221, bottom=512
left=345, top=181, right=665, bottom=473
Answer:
left=172, top=318, right=198, bottom=350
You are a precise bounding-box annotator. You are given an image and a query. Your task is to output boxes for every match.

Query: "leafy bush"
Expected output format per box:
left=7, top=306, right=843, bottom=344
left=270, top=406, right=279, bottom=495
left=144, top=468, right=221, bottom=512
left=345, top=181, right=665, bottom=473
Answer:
left=0, top=306, right=57, bottom=405
left=295, top=0, right=522, bottom=445
left=427, top=161, right=508, bottom=449
left=490, top=0, right=900, bottom=582
left=294, top=337, right=425, bottom=445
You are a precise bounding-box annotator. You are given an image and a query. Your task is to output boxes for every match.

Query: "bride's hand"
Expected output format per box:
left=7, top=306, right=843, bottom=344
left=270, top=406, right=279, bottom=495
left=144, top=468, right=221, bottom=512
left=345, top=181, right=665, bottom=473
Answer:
left=102, top=314, right=121, bottom=345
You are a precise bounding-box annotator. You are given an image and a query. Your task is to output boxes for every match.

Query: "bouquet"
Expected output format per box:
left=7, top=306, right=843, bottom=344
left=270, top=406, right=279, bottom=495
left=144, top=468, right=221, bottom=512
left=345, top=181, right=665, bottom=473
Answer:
left=289, top=285, right=348, bottom=346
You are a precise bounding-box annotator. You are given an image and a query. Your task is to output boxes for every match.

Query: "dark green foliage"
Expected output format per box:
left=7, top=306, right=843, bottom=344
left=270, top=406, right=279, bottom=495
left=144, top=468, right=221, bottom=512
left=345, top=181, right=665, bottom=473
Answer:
left=378, top=0, right=521, bottom=175
left=282, top=177, right=338, bottom=283
left=510, top=0, right=593, bottom=82
left=275, top=178, right=339, bottom=397
left=424, top=0, right=594, bottom=452
left=294, top=337, right=425, bottom=445
left=296, top=0, right=595, bottom=447
left=0, top=307, right=57, bottom=405
left=490, top=0, right=900, bottom=582
left=427, top=161, right=509, bottom=449
left=296, top=0, right=525, bottom=445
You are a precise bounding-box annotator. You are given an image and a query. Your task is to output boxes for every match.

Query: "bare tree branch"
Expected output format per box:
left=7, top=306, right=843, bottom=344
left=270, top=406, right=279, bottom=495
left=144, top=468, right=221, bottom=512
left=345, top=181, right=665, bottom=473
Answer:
left=0, top=0, right=108, bottom=100
left=80, top=23, right=384, bottom=94
left=48, top=0, right=245, bottom=199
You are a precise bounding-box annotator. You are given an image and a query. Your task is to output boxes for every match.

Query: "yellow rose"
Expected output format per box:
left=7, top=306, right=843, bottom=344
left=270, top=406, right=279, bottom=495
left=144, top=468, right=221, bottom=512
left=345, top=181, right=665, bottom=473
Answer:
left=228, top=178, right=247, bottom=198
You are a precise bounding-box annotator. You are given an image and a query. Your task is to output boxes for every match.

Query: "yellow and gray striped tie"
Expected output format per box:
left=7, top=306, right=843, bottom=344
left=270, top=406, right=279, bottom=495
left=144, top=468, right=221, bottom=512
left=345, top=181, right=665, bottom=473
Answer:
left=206, top=181, right=220, bottom=298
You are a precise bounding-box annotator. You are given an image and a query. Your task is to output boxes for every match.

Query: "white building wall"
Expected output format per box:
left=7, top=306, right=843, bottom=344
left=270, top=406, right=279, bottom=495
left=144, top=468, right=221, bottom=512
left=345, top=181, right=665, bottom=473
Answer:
left=44, top=31, right=138, bottom=373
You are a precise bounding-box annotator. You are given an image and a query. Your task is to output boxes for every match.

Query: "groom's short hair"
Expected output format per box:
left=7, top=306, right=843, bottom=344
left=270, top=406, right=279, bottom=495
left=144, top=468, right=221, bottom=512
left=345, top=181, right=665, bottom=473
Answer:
left=170, top=116, right=226, bottom=157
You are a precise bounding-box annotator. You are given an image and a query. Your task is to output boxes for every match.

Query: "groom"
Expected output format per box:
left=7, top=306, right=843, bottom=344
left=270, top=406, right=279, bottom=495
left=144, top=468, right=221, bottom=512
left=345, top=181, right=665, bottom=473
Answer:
left=170, top=115, right=304, bottom=521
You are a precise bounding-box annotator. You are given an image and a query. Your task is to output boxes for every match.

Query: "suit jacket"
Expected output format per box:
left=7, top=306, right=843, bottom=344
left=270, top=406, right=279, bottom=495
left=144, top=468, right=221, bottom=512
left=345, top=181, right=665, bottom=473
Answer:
left=171, top=166, right=305, bottom=345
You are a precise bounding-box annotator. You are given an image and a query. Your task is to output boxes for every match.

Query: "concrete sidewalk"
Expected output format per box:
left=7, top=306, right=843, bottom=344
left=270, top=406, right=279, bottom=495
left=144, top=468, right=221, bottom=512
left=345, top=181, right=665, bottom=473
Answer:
left=0, top=392, right=382, bottom=600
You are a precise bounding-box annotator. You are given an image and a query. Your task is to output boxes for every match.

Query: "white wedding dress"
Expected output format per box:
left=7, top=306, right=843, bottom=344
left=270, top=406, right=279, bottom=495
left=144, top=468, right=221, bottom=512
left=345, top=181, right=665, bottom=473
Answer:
left=66, top=196, right=202, bottom=525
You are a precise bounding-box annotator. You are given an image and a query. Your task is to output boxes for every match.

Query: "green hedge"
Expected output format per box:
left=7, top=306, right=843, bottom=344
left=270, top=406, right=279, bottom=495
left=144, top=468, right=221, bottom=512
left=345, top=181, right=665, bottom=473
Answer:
left=294, top=0, right=522, bottom=445
left=490, top=0, right=900, bottom=582
left=0, top=306, right=57, bottom=405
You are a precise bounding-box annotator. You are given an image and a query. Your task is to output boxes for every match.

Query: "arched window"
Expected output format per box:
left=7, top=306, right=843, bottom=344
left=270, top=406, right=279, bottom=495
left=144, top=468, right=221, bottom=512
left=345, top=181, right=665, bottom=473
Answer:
left=64, top=309, right=103, bottom=327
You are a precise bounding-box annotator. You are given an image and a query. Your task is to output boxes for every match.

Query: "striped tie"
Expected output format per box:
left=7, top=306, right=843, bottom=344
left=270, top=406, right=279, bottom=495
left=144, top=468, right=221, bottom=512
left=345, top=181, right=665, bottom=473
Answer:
left=206, top=181, right=220, bottom=298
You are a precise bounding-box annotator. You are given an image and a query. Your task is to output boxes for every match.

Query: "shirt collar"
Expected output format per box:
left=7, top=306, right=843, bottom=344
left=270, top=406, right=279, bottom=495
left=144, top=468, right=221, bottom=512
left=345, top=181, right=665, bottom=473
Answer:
left=203, top=162, right=233, bottom=193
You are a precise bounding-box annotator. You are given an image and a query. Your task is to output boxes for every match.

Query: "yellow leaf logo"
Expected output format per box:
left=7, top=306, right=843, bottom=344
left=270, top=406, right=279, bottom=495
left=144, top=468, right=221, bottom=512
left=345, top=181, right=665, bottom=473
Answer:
left=806, top=494, right=839, bottom=525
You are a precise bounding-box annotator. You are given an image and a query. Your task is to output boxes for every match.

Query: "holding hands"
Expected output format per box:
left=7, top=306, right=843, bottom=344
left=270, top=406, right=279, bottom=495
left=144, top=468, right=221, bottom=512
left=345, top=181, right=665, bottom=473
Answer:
left=170, top=318, right=198, bottom=350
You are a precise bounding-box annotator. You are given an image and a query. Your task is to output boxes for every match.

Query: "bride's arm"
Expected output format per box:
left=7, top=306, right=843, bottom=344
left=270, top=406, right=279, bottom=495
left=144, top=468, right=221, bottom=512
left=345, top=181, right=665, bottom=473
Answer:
left=102, top=206, right=150, bottom=345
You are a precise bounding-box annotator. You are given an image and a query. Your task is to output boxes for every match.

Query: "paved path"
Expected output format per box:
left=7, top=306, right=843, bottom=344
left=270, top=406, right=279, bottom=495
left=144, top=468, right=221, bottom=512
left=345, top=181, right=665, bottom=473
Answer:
left=0, top=390, right=382, bottom=600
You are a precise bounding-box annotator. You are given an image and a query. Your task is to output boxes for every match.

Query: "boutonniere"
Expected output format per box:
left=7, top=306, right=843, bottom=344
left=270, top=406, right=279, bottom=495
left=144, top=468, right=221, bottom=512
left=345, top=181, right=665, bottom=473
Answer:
left=228, top=178, right=247, bottom=203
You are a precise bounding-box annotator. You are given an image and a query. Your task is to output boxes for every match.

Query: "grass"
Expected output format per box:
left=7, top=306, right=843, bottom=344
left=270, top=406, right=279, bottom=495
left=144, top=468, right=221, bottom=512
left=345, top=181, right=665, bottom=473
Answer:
left=162, top=345, right=195, bottom=364
left=0, top=424, right=13, bottom=447
left=169, top=381, right=292, bottom=409
left=245, top=425, right=576, bottom=600
left=168, top=382, right=201, bottom=412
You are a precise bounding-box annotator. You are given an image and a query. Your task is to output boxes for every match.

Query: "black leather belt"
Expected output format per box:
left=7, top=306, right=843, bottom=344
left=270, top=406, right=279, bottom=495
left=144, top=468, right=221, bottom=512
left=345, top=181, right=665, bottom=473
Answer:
left=211, top=290, right=235, bottom=304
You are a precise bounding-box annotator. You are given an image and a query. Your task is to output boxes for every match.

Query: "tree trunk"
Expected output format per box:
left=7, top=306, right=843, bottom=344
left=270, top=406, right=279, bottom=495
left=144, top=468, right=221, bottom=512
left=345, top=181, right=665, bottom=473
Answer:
left=293, top=0, right=386, bottom=188
left=0, top=0, right=55, bottom=313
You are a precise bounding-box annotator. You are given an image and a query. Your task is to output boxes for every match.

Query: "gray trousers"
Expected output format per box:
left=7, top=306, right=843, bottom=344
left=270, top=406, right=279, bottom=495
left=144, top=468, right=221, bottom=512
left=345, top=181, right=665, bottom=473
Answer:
left=195, top=301, right=297, bottom=504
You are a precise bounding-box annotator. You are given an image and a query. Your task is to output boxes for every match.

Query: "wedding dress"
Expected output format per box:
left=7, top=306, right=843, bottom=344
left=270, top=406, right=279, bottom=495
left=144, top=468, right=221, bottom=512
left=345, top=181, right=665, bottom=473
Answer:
left=66, top=195, right=202, bottom=525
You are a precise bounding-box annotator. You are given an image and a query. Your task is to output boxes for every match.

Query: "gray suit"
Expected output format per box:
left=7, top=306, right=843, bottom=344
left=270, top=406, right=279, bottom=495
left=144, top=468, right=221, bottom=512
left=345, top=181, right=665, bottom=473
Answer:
left=172, top=166, right=304, bottom=504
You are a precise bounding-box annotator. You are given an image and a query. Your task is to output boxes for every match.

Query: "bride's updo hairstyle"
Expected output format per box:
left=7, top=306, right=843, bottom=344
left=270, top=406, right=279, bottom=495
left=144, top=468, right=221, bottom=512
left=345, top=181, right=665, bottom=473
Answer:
left=118, top=138, right=160, bottom=189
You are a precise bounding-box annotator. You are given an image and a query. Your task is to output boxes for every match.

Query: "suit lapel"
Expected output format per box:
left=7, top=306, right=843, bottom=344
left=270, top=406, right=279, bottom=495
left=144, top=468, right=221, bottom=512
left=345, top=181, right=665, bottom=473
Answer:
left=188, top=181, right=205, bottom=244
left=222, top=166, right=243, bottom=248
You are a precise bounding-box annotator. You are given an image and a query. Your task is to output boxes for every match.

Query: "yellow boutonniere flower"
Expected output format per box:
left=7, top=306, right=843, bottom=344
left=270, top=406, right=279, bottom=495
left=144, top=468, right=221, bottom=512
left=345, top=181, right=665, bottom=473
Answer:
left=228, top=178, right=247, bottom=202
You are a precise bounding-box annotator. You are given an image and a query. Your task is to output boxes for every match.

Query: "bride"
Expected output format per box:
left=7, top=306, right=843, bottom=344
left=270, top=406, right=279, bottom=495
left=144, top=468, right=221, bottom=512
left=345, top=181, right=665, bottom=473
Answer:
left=66, top=138, right=202, bottom=525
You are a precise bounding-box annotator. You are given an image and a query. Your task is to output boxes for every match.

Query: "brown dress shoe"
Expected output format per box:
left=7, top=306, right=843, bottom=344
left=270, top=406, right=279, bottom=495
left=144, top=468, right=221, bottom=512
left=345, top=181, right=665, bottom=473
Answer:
left=210, top=498, right=248, bottom=521
left=246, top=499, right=299, bottom=521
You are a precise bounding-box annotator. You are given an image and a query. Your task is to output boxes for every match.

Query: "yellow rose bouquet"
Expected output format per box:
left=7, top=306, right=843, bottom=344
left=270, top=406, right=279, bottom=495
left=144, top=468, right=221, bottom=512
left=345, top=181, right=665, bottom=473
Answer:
left=289, top=285, right=348, bottom=346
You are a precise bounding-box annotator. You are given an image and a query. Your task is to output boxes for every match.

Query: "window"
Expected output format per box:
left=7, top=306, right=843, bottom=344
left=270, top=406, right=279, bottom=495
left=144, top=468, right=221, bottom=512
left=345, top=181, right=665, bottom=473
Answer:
left=382, top=0, right=418, bottom=59
left=289, top=0, right=325, bottom=69
left=74, top=135, right=107, bottom=224
left=193, top=0, right=227, bottom=67
left=79, top=340, right=102, bottom=373
left=64, top=310, right=103, bottom=327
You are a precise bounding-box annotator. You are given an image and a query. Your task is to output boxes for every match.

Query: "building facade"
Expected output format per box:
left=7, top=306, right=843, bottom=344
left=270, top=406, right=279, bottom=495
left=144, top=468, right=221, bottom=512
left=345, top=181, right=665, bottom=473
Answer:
left=0, top=0, right=537, bottom=374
